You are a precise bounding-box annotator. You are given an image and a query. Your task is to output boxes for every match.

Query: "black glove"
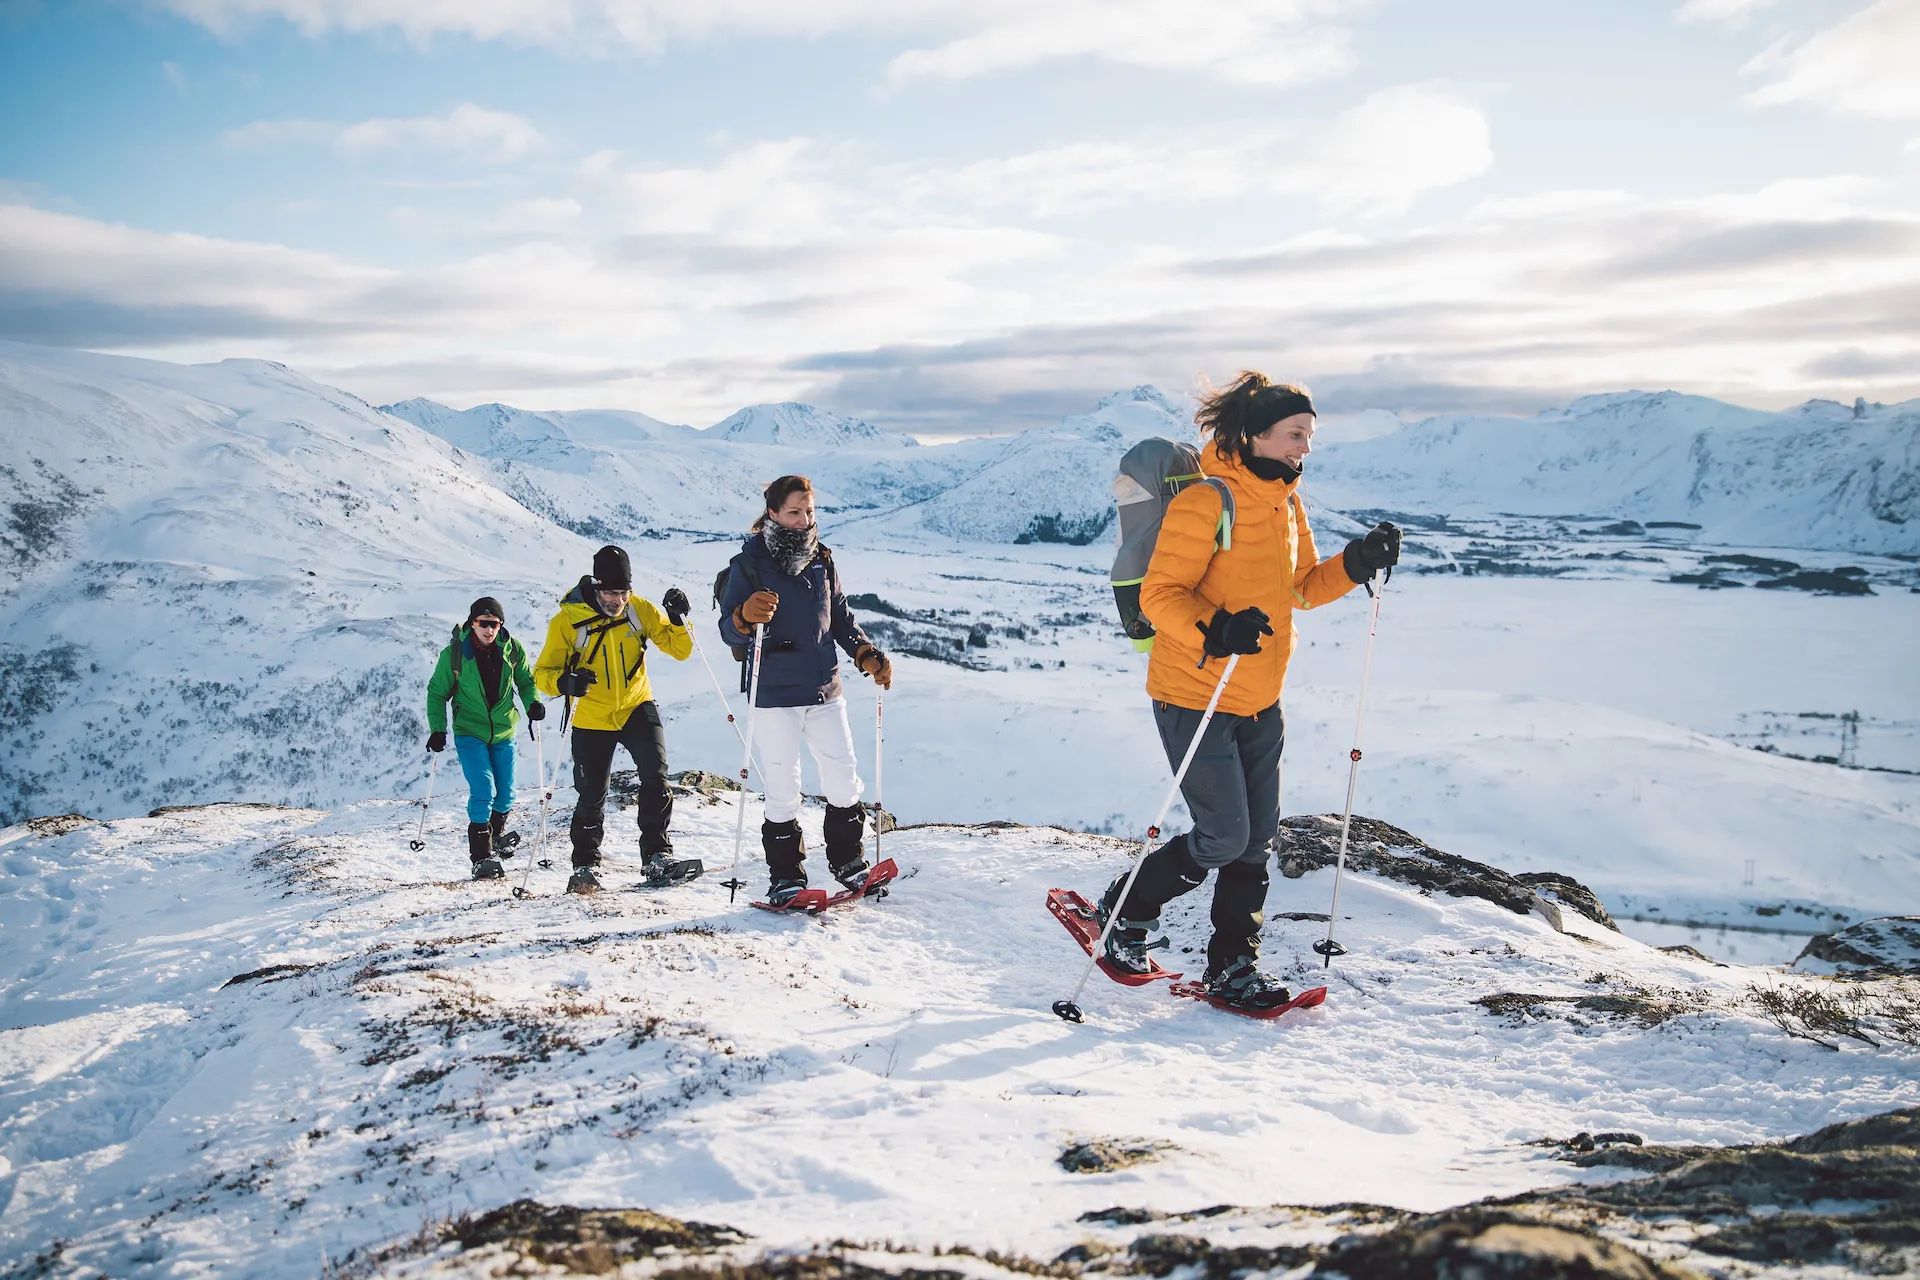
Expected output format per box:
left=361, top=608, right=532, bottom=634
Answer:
left=661, top=587, right=690, bottom=626
left=1197, top=606, right=1273, bottom=658
left=555, top=669, right=597, bottom=698
left=527, top=702, right=546, bottom=722
left=426, top=731, right=447, bottom=752
left=1343, top=521, right=1402, bottom=583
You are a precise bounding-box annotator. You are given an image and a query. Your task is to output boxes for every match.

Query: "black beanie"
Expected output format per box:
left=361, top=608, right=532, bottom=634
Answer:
left=592, top=545, right=632, bottom=589
left=468, top=596, right=505, bottom=622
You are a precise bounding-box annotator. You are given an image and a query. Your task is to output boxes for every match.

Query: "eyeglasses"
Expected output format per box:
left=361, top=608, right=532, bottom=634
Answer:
left=472, top=619, right=502, bottom=630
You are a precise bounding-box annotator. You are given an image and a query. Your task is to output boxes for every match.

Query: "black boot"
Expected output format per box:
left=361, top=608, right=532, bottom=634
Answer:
left=468, top=823, right=503, bottom=880
left=1202, top=955, right=1292, bottom=1011
left=1101, top=835, right=1205, bottom=924
left=488, top=809, right=517, bottom=858
left=763, top=818, right=805, bottom=898
left=1207, top=858, right=1271, bottom=975
left=566, top=863, right=602, bottom=895
left=823, top=802, right=869, bottom=890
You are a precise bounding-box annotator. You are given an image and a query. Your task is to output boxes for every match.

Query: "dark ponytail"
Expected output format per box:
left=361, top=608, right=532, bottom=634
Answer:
left=751, top=474, right=814, bottom=533
left=1195, top=371, right=1315, bottom=464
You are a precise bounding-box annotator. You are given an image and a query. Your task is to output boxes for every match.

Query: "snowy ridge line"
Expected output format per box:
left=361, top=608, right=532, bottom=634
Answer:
left=1, top=793, right=1916, bottom=1278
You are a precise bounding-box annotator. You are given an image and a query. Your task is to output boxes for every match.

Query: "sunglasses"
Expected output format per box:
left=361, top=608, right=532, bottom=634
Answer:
left=471, top=619, right=502, bottom=630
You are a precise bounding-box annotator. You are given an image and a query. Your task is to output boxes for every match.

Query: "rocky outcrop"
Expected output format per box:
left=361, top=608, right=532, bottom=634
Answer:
left=1278, top=815, right=1615, bottom=932
left=1796, top=916, right=1920, bottom=974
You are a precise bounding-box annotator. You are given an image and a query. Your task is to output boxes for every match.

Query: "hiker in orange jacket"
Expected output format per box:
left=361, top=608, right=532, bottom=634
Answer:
left=1098, top=372, right=1400, bottom=1010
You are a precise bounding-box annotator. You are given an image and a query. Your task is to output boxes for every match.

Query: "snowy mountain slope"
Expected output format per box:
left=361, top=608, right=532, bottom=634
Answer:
left=708, top=400, right=917, bottom=449
left=378, top=399, right=690, bottom=471
left=863, top=385, right=1195, bottom=544
left=1, top=795, right=1914, bottom=1279
left=1310, top=390, right=1920, bottom=555
left=0, top=342, right=591, bottom=824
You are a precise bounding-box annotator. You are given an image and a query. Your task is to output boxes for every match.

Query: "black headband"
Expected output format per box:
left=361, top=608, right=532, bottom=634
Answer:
left=1251, top=387, right=1315, bottom=430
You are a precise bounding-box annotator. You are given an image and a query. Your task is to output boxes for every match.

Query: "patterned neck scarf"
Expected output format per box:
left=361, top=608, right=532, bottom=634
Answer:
left=762, top=521, right=819, bottom=576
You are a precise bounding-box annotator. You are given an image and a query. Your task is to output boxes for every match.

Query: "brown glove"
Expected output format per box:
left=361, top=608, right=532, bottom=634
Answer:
left=733, top=589, right=779, bottom=630
left=854, top=643, right=893, bottom=690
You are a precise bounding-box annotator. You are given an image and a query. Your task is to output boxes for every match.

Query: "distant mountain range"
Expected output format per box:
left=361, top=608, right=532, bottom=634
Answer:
left=2, top=339, right=1916, bottom=821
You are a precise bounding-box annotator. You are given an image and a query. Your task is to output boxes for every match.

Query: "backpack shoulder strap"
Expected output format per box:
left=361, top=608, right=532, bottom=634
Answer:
left=1198, top=477, right=1235, bottom=551
left=448, top=625, right=466, bottom=681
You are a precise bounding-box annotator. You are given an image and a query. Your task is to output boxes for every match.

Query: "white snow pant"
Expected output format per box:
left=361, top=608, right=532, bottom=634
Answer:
left=757, top=697, right=864, bottom=822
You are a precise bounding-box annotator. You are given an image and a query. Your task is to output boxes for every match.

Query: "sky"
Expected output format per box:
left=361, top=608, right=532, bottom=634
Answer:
left=1, top=0, right=1918, bottom=437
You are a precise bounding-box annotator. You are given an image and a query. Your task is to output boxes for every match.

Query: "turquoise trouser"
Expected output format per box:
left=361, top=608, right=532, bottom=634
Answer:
left=453, top=735, right=515, bottom=825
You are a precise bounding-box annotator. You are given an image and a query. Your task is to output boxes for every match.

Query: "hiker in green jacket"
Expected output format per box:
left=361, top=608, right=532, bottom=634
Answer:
left=426, top=596, right=545, bottom=880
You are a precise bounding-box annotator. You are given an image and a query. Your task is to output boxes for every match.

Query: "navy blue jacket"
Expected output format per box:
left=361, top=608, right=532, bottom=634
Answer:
left=717, top=534, right=871, bottom=708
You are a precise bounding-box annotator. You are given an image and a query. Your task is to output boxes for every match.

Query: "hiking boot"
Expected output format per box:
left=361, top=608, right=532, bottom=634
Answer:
left=470, top=857, right=505, bottom=881
left=1097, top=873, right=1165, bottom=973
left=1202, top=956, right=1293, bottom=1011
left=829, top=858, right=870, bottom=893
left=1102, top=916, right=1166, bottom=975
left=467, top=821, right=491, bottom=861
left=489, top=810, right=517, bottom=858
left=566, top=865, right=602, bottom=895
left=766, top=877, right=808, bottom=907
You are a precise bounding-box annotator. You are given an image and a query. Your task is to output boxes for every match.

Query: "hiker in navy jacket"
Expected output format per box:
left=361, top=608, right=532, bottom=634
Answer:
left=717, top=475, right=893, bottom=906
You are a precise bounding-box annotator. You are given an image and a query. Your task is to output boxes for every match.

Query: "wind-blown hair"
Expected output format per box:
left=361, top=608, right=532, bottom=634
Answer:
left=1195, top=371, right=1314, bottom=464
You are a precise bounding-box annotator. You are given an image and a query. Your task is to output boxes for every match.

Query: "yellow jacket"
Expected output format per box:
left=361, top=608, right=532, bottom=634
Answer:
left=533, top=579, right=692, bottom=731
left=1142, top=442, right=1357, bottom=716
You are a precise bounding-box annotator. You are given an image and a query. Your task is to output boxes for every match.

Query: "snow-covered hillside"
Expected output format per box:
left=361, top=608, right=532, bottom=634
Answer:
left=1311, top=390, right=1920, bottom=555
left=2, top=793, right=1915, bottom=1279
left=0, top=342, right=589, bottom=824
left=708, top=401, right=916, bottom=449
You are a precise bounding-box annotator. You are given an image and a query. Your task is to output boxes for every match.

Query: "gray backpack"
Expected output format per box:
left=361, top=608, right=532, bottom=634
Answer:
left=1110, top=438, right=1234, bottom=652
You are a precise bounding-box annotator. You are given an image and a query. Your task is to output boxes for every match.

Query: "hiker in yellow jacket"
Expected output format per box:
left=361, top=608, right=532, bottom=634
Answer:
left=534, top=544, right=693, bottom=894
left=1098, top=372, right=1401, bottom=1010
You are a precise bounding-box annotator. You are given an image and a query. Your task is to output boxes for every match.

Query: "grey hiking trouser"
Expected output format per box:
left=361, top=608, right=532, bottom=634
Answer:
left=1111, top=698, right=1284, bottom=973
left=1153, top=697, right=1285, bottom=869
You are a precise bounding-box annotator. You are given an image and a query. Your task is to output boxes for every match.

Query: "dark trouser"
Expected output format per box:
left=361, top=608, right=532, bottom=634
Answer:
left=1117, top=698, right=1284, bottom=972
left=569, top=701, right=672, bottom=868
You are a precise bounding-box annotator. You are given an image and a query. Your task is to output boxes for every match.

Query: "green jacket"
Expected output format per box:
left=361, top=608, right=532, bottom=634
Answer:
left=426, top=625, right=539, bottom=744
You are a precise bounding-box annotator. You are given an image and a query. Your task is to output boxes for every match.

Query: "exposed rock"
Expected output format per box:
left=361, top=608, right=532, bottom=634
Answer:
left=1796, top=916, right=1920, bottom=974
left=1127, top=1232, right=1315, bottom=1278
left=1058, top=1139, right=1171, bottom=1174
left=1515, top=872, right=1619, bottom=930
left=1279, top=815, right=1611, bottom=933
left=443, top=1199, right=747, bottom=1275
left=1475, top=989, right=1707, bottom=1028
left=23, top=812, right=93, bottom=835
left=1316, top=1209, right=1703, bottom=1279
left=147, top=801, right=291, bottom=818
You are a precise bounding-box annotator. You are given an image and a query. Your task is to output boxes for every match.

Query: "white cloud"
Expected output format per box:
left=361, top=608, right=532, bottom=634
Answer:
left=902, top=84, right=1490, bottom=219
left=161, top=60, right=190, bottom=91
left=884, top=0, right=1359, bottom=88
left=1675, top=0, right=1775, bottom=26
left=222, top=103, right=545, bottom=163
left=1743, top=0, right=1920, bottom=120
left=1292, top=83, right=1493, bottom=215
left=158, top=0, right=1363, bottom=88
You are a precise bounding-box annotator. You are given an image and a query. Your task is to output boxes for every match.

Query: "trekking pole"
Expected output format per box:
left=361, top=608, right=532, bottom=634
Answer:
left=1053, top=654, right=1240, bottom=1024
left=720, top=623, right=767, bottom=903
left=408, top=751, right=440, bottom=851
left=689, top=627, right=759, bottom=769
left=515, top=722, right=553, bottom=899
left=872, top=691, right=884, bottom=867
left=1315, top=575, right=1389, bottom=967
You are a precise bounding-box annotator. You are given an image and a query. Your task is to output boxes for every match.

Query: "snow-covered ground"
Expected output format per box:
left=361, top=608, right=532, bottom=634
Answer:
left=3, top=788, right=1914, bottom=1278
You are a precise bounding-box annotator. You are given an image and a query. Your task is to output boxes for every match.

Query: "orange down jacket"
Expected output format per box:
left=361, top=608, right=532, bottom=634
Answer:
left=1142, top=441, right=1358, bottom=716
